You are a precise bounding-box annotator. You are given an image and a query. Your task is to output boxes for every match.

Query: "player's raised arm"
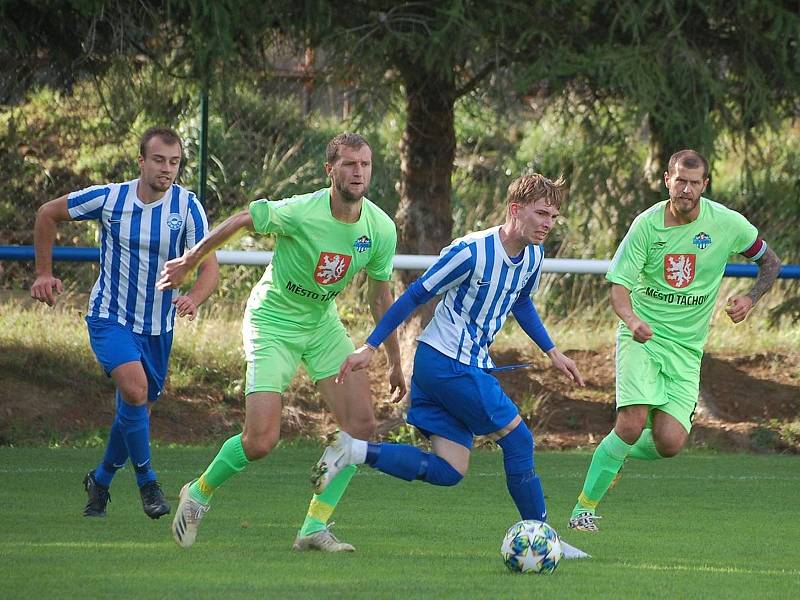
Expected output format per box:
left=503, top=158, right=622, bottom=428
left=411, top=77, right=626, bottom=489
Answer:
left=30, top=195, right=71, bottom=306
left=157, top=209, right=252, bottom=290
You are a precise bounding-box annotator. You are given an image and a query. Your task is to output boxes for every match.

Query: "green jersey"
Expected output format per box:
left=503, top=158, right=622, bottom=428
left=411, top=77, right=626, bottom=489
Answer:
left=246, top=188, right=397, bottom=329
left=607, top=197, right=758, bottom=352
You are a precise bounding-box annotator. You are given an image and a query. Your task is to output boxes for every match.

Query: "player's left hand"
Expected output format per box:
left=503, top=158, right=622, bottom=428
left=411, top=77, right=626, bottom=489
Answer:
left=725, top=294, right=754, bottom=324
left=173, top=294, right=198, bottom=320
left=546, top=348, right=585, bottom=387
left=387, top=361, right=407, bottom=403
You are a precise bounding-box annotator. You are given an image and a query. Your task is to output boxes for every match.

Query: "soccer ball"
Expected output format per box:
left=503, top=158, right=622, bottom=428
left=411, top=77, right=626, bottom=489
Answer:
left=500, top=520, right=562, bottom=574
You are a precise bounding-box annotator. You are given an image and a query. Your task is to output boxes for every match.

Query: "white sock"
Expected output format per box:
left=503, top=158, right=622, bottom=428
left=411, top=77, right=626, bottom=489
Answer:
left=350, top=438, right=368, bottom=464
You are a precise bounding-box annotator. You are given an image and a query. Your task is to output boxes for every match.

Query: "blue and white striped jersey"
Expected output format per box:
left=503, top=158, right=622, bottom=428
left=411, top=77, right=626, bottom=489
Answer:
left=417, top=226, right=544, bottom=369
left=68, top=179, right=209, bottom=335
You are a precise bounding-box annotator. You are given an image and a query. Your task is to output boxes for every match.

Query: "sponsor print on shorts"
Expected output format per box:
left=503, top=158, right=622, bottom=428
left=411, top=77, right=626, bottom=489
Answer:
left=664, top=253, right=695, bottom=288
left=315, top=252, right=352, bottom=284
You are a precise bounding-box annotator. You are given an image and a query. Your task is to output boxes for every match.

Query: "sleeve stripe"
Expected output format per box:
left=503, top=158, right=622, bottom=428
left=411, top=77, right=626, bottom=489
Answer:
left=420, top=245, right=472, bottom=293
left=67, top=186, right=109, bottom=219
left=741, top=237, right=767, bottom=260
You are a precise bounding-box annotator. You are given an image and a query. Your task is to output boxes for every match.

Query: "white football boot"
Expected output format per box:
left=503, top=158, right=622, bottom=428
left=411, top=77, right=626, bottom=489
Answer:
left=172, top=481, right=210, bottom=548
left=311, top=431, right=357, bottom=494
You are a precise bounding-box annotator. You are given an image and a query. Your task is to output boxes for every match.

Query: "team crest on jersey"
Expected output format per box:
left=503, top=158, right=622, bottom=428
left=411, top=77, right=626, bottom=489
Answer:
left=353, top=235, right=372, bottom=253
left=166, top=213, right=183, bottom=231
left=315, top=252, right=352, bottom=285
left=692, top=232, right=712, bottom=249
left=664, top=254, right=695, bottom=288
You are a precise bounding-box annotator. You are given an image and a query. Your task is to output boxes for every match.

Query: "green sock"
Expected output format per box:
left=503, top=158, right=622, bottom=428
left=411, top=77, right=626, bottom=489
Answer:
left=299, top=464, right=357, bottom=537
left=189, top=433, right=250, bottom=504
left=571, top=431, right=631, bottom=518
left=628, top=428, right=663, bottom=461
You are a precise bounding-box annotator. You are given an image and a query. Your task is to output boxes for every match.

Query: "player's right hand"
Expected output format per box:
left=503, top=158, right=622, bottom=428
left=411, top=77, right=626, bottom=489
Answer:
left=30, top=275, right=63, bottom=306
left=336, top=344, right=376, bottom=384
left=157, top=257, right=190, bottom=290
left=628, top=317, right=653, bottom=343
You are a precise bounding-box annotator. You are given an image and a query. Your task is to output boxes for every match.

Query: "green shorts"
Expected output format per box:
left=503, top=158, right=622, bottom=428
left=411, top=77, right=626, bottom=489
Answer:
left=615, top=329, right=701, bottom=433
left=242, top=311, right=355, bottom=395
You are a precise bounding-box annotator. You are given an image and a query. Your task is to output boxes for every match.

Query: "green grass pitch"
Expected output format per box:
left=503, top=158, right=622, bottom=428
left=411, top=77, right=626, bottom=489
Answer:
left=1, top=446, right=798, bottom=599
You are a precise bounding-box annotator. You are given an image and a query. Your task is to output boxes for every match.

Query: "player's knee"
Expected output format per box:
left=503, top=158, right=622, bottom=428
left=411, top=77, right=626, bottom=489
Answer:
left=654, top=437, right=685, bottom=458
left=117, top=382, right=148, bottom=406
left=614, top=420, right=646, bottom=445
left=241, top=430, right=279, bottom=461
left=435, top=468, right=463, bottom=487
left=615, top=407, right=648, bottom=444
left=497, top=422, right=535, bottom=475
left=425, top=456, right=464, bottom=486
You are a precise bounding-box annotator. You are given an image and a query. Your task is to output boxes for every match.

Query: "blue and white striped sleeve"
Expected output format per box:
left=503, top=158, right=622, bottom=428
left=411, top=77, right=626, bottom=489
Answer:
left=67, top=185, right=110, bottom=221
left=527, top=245, right=545, bottom=294
left=418, top=242, right=474, bottom=295
left=184, top=194, right=209, bottom=249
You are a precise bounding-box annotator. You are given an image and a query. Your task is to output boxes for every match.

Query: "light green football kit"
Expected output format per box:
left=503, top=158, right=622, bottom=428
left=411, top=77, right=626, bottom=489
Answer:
left=571, top=197, right=760, bottom=520
left=185, top=187, right=397, bottom=542
left=245, top=188, right=397, bottom=393
left=607, top=196, right=758, bottom=431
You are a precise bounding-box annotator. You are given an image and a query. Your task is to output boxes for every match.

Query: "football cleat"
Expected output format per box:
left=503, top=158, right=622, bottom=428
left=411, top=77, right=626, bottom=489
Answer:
left=568, top=511, right=601, bottom=532
left=83, top=470, right=111, bottom=517
left=172, top=481, right=209, bottom=548
left=311, top=430, right=355, bottom=495
left=292, top=523, right=355, bottom=552
left=560, top=540, right=591, bottom=559
left=140, top=480, right=171, bottom=519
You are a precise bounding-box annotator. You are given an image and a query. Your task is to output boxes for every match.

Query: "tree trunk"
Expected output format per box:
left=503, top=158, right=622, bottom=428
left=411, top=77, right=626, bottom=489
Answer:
left=393, top=61, right=457, bottom=369
left=647, top=93, right=716, bottom=195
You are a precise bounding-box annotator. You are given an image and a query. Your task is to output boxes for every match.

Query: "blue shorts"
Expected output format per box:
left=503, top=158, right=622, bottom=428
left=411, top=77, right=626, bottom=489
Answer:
left=406, top=343, right=519, bottom=449
left=86, top=316, right=173, bottom=403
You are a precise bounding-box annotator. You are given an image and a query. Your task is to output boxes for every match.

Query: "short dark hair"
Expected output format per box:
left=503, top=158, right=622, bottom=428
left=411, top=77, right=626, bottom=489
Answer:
left=507, top=173, right=566, bottom=210
left=139, top=127, right=183, bottom=158
left=667, top=149, right=709, bottom=179
left=326, top=132, right=371, bottom=164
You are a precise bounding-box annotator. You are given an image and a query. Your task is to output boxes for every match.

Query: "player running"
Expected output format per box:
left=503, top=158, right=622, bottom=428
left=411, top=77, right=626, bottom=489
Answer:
left=157, top=133, right=405, bottom=551
left=568, top=149, right=782, bottom=532
left=30, top=126, right=219, bottom=519
left=317, top=173, right=590, bottom=559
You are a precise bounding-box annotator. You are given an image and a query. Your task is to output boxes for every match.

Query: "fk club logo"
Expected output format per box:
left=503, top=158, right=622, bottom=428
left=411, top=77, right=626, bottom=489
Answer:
left=664, top=254, right=695, bottom=288
left=315, top=252, right=352, bottom=285
left=166, top=213, right=184, bottom=231
left=353, top=235, right=372, bottom=253
left=692, top=232, right=712, bottom=250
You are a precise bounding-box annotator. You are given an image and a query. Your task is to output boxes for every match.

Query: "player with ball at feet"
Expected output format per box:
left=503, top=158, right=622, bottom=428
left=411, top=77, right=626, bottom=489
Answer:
left=316, top=173, right=589, bottom=560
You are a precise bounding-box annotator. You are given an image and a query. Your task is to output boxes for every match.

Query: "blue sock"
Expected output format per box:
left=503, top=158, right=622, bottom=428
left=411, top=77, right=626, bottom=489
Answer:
left=506, top=471, right=547, bottom=521
left=117, top=400, right=156, bottom=487
left=497, top=423, right=547, bottom=522
left=423, top=453, right=462, bottom=486
left=366, top=443, right=462, bottom=486
left=94, top=413, right=129, bottom=487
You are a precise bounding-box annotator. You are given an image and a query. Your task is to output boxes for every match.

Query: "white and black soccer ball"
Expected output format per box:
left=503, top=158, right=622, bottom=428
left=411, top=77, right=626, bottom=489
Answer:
left=500, top=519, right=562, bottom=574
